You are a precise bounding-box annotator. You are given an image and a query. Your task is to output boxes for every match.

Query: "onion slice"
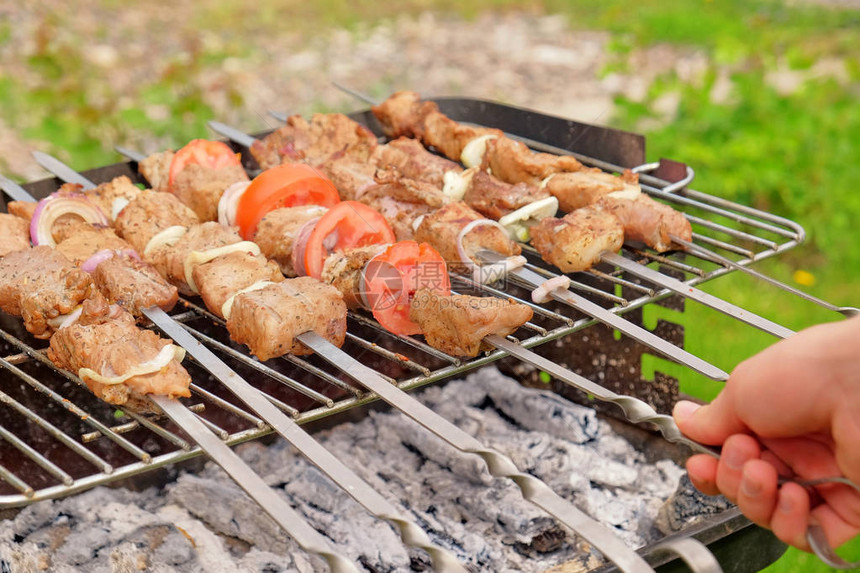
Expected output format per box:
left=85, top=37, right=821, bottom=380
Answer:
left=81, top=248, right=140, bottom=274
left=441, top=167, right=477, bottom=201
left=498, top=196, right=559, bottom=242
left=221, top=280, right=276, bottom=320
left=143, top=226, right=188, bottom=257
left=78, top=344, right=186, bottom=386
left=290, top=216, right=321, bottom=278
left=30, top=192, right=109, bottom=247
left=46, top=306, right=84, bottom=331
left=218, top=180, right=250, bottom=227
left=531, top=275, right=571, bottom=303
left=183, top=241, right=262, bottom=294
left=456, top=219, right=526, bottom=284
left=460, top=135, right=498, bottom=168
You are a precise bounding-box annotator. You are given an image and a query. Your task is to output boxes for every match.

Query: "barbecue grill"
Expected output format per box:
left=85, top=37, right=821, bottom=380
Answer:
left=0, top=97, right=816, bottom=572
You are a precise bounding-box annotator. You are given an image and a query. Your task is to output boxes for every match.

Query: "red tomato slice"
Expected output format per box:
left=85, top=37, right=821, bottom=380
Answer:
left=237, top=164, right=340, bottom=240
left=362, top=241, right=450, bottom=336
left=303, top=201, right=396, bottom=279
left=168, top=139, right=242, bottom=189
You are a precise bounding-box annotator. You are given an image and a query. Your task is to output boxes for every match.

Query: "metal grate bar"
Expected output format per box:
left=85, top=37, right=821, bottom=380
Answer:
left=450, top=274, right=575, bottom=324
left=522, top=261, right=630, bottom=305
left=347, top=313, right=461, bottom=365
left=625, top=248, right=707, bottom=277
left=686, top=215, right=779, bottom=250
left=0, top=355, right=151, bottom=463
left=190, top=408, right=229, bottom=440
left=691, top=232, right=756, bottom=258
left=188, top=383, right=266, bottom=429
left=344, top=332, right=431, bottom=377
left=588, top=269, right=655, bottom=296
left=0, top=415, right=74, bottom=485
left=0, top=461, right=33, bottom=497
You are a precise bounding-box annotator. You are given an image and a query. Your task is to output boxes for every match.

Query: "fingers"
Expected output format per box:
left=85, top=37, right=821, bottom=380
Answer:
left=736, top=459, right=779, bottom=528
left=715, top=434, right=762, bottom=503
left=673, top=398, right=748, bottom=446
left=771, top=482, right=812, bottom=551
left=686, top=454, right=719, bottom=495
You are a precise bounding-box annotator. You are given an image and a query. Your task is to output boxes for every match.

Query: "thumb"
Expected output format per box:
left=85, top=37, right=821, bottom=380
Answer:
left=673, top=394, right=749, bottom=446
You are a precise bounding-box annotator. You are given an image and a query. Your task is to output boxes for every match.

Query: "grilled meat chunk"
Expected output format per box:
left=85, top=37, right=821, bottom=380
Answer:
left=250, top=113, right=379, bottom=170
left=253, top=205, right=328, bottom=277
left=0, top=246, right=95, bottom=338
left=413, top=201, right=521, bottom=267
left=0, top=213, right=30, bottom=257
left=114, top=190, right=200, bottom=254
left=530, top=206, right=624, bottom=273
left=544, top=168, right=640, bottom=213
left=6, top=200, right=37, bottom=222
left=360, top=170, right=449, bottom=241
left=409, top=288, right=533, bottom=357
left=80, top=176, right=143, bottom=222
left=482, top=136, right=582, bottom=186
left=138, top=150, right=173, bottom=192
left=463, top=170, right=551, bottom=220
left=318, top=157, right=377, bottom=201
left=226, top=277, right=347, bottom=360
left=597, top=194, right=692, bottom=252
left=192, top=251, right=284, bottom=318
left=91, top=253, right=179, bottom=314
left=48, top=297, right=191, bottom=411
left=172, top=162, right=249, bottom=222
left=320, top=245, right=387, bottom=310
left=55, top=222, right=130, bottom=265
left=373, top=137, right=462, bottom=187
left=146, top=222, right=245, bottom=295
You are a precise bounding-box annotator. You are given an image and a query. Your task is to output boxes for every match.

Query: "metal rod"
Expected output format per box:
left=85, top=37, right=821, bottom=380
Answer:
left=0, top=460, right=34, bottom=497
left=297, top=331, right=656, bottom=573
left=0, top=415, right=74, bottom=485
left=602, top=252, right=795, bottom=339
left=672, top=235, right=858, bottom=318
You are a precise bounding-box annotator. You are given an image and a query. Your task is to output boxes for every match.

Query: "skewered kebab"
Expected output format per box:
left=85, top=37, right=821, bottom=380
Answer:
left=33, top=154, right=676, bottom=573
left=202, top=125, right=732, bottom=379
left=257, top=107, right=795, bottom=339
left=2, top=177, right=474, bottom=573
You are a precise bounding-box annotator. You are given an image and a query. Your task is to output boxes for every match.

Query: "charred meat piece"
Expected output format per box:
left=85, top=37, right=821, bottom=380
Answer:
left=482, top=136, right=582, bottom=186
left=413, top=201, right=521, bottom=267
left=114, top=190, right=200, bottom=254
left=226, top=277, right=347, bottom=360
left=544, top=168, right=639, bottom=213
left=531, top=206, right=624, bottom=273
left=91, top=253, right=179, bottom=315
left=55, top=222, right=130, bottom=265
left=48, top=297, right=191, bottom=411
left=360, top=171, right=449, bottom=241
left=0, top=213, right=30, bottom=258
left=463, top=170, right=551, bottom=220
left=0, top=246, right=95, bottom=339
left=409, top=288, right=533, bottom=357
left=192, top=250, right=284, bottom=318
left=373, top=137, right=462, bottom=187
left=253, top=205, right=328, bottom=277
left=146, top=222, right=245, bottom=295
left=321, top=245, right=387, bottom=310
left=250, top=113, right=379, bottom=170
left=597, top=194, right=692, bottom=253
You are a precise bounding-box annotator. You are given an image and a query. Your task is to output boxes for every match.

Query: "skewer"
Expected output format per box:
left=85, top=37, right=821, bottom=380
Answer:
left=670, top=234, right=858, bottom=318
left=320, top=89, right=801, bottom=340
left=77, top=152, right=670, bottom=572
left=204, top=122, right=731, bottom=382
left=10, top=164, right=468, bottom=573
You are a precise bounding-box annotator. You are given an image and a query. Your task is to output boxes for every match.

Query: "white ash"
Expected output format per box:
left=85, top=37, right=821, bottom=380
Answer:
left=0, top=367, right=723, bottom=572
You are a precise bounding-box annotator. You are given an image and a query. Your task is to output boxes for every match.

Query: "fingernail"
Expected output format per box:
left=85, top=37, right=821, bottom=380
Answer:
left=779, top=494, right=793, bottom=514
left=741, top=468, right=762, bottom=497
left=724, top=447, right=746, bottom=471
left=673, top=400, right=701, bottom=422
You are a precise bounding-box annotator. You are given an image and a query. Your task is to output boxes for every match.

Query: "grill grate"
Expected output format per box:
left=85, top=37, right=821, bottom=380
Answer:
left=0, top=101, right=803, bottom=514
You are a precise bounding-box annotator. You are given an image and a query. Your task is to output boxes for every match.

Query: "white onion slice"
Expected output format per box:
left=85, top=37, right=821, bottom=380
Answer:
left=460, top=135, right=498, bottom=168
left=183, top=241, right=262, bottom=294
left=290, top=216, right=321, bottom=278
left=456, top=219, right=526, bottom=284
left=217, top=180, right=250, bottom=227
left=441, top=167, right=476, bottom=201
left=606, top=182, right=642, bottom=201
left=47, top=306, right=84, bottom=331
left=111, top=197, right=131, bottom=221
left=143, top=225, right=188, bottom=257
left=30, top=192, right=109, bottom=247
left=221, top=280, right=275, bottom=320
left=78, top=344, right=186, bottom=386
left=531, top=275, right=571, bottom=303
left=81, top=248, right=140, bottom=274
left=539, top=173, right=556, bottom=189
left=498, top=196, right=559, bottom=242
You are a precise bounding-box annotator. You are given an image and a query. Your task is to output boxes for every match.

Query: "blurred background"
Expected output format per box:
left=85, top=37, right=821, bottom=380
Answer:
left=0, top=0, right=857, bottom=569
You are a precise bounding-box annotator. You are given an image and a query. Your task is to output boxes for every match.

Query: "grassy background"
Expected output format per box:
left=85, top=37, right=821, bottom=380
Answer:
left=0, top=0, right=857, bottom=570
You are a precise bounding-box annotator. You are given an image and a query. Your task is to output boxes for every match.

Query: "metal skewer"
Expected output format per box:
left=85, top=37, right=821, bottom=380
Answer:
left=15, top=159, right=468, bottom=573
left=670, top=234, right=858, bottom=318
left=206, top=121, right=731, bottom=382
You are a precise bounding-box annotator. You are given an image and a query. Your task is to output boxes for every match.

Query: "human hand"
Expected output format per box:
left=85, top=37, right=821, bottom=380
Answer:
left=673, top=315, right=860, bottom=552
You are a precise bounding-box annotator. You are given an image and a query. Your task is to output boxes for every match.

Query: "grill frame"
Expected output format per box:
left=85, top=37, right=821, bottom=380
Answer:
left=0, top=98, right=799, bottom=570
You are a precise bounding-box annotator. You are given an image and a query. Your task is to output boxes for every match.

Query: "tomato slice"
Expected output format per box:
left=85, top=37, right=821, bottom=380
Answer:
left=237, top=164, right=340, bottom=240
left=362, top=241, right=450, bottom=336
left=168, top=139, right=242, bottom=189
left=303, top=201, right=396, bottom=279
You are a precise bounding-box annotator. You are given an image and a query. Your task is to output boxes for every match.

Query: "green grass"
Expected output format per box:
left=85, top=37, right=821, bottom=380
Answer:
left=1, top=0, right=857, bottom=570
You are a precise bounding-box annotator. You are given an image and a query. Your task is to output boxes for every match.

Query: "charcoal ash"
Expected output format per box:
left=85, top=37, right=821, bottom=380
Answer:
left=0, top=367, right=725, bottom=572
